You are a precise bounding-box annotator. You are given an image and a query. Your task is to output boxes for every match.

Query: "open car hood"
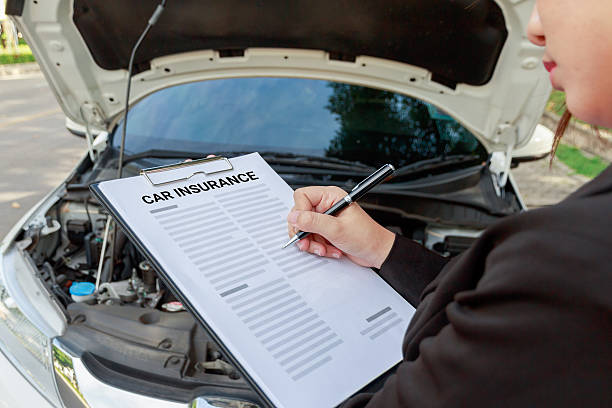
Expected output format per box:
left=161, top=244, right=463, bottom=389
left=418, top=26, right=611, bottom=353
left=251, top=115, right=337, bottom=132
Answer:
left=8, top=0, right=550, bottom=152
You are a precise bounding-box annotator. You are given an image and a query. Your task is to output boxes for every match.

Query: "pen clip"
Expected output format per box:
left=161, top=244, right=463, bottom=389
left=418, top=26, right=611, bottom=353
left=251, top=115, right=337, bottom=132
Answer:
left=350, top=181, right=364, bottom=192
left=350, top=164, right=392, bottom=192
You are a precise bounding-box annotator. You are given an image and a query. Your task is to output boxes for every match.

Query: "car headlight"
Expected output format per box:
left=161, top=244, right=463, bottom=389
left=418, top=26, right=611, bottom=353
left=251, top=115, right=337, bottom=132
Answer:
left=0, top=258, right=62, bottom=407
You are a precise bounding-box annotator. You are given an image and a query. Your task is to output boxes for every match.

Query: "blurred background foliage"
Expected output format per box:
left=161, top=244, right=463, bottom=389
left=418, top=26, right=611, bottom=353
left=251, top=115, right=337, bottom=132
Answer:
left=1, top=18, right=35, bottom=64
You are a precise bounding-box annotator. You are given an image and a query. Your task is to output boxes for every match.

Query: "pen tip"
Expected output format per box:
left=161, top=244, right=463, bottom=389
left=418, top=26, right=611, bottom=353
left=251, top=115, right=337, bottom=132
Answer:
left=282, top=236, right=298, bottom=249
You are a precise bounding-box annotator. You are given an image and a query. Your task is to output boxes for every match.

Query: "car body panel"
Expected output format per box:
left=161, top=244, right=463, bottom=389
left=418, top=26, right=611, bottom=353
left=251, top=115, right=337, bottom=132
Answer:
left=512, top=124, right=554, bottom=161
left=1, top=248, right=66, bottom=338
left=70, top=0, right=507, bottom=87
left=9, top=0, right=550, bottom=153
left=0, top=349, right=55, bottom=408
left=52, top=339, right=187, bottom=408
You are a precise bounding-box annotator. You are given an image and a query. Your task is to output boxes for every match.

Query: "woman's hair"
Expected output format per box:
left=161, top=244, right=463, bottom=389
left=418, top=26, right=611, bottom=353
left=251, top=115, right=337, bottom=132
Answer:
left=550, top=109, right=600, bottom=165
left=550, top=110, right=572, bottom=164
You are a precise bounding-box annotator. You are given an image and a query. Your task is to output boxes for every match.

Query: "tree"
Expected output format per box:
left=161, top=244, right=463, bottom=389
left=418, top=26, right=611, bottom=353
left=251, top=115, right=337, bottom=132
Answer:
left=324, top=83, right=481, bottom=168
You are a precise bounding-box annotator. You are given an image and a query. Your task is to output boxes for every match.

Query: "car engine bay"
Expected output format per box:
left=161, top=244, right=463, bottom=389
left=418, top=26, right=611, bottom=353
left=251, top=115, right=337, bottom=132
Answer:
left=12, top=148, right=521, bottom=403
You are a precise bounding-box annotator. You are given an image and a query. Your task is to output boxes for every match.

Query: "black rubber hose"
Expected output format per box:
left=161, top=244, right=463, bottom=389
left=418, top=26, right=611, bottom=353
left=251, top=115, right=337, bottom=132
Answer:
left=51, top=198, right=64, bottom=259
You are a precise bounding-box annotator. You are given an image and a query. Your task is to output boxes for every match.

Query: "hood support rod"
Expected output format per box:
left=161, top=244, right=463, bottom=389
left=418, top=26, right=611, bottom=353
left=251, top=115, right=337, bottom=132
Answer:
left=112, top=0, right=166, bottom=289
left=78, top=103, right=102, bottom=162
left=117, top=0, right=167, bottom=179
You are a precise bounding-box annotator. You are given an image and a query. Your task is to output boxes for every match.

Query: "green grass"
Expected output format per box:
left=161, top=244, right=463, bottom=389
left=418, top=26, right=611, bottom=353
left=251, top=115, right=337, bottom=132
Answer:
left=0, top=53, right=35, bottom=64
left=556, top=143, right=609, bottom=178
left=547, top=90, right=567, bottom=116
left=0, top=43, right=35, bottom=64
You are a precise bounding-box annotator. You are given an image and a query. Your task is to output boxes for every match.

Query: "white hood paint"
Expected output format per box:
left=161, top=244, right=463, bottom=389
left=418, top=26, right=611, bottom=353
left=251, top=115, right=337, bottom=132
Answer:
left=11, top=0, right=550, bottom=153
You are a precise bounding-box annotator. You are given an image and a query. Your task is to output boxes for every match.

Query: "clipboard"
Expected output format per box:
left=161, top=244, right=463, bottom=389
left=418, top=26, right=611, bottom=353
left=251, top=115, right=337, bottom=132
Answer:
left=90, top=153, right=411, bottom=408
left=140, top=156, right=234, bottom=186
left=91, top=156, right=275, bottom=408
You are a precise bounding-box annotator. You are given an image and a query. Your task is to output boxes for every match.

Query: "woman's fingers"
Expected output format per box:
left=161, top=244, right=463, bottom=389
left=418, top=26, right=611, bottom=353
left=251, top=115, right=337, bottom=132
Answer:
left=288, top=210, right=343, bottom=242
left=288, top=186, right=348, bottom=242
left=287, top=213, right=296, bottom=237
left=297, top=235, right=341, bottom=259
left=312, top=234, right=342, bottom=258
left=287, top=186, right=396, bottom=268
left=287, top=190, right=345, bottom=254
left=284, top=228, right=342, bottom=259
left=292, top=186, right=347, bottom=213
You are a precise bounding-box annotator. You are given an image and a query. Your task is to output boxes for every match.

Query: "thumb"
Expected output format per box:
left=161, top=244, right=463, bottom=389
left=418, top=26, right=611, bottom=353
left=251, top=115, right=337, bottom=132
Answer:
left=288, top=210, right=341, bottom=240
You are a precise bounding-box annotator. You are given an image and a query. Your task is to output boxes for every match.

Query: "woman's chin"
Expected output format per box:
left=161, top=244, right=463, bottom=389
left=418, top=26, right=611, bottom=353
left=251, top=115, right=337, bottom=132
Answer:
left=567, top=97, right=612, bottom=128
left=552, top=83, right=565, bottom=92
left=549, top=69, right=565, bottom=91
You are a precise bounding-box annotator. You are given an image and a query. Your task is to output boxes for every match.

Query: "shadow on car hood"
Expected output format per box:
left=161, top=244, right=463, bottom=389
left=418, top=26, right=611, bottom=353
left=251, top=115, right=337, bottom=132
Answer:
left=70, top=0, right=507, bottom=87
left=8, top=0, right=550, bottom=152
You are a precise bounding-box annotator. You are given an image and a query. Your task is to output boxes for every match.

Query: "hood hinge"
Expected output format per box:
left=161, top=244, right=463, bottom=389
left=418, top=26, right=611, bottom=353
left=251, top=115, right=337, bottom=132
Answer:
left=79, top=102, right=106, bottom=161
left=489, top=124, right=519, bottom=197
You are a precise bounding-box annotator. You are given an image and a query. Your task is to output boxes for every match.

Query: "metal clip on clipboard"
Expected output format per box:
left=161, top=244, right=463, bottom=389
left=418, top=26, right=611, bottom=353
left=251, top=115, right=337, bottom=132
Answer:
left=140, top=156, right=234, bottom=186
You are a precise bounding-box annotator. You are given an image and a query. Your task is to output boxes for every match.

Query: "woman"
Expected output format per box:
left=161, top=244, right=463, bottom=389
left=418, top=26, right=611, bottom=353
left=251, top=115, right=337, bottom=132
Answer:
left=287, top=1, right=612, bottom=406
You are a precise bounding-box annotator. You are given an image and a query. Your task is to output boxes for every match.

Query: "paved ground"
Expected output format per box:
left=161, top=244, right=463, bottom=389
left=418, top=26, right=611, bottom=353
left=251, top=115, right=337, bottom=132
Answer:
left=0, top=74, right=84, bottom=237
left=0, top=72, right=592, bottom=238
left=512, top=155, right=591, bottom=208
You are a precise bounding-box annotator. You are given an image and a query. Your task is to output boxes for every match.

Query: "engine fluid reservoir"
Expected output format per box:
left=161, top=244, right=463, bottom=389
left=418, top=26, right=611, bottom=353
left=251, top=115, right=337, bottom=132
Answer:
left=69, top=282, right=96, bottom=304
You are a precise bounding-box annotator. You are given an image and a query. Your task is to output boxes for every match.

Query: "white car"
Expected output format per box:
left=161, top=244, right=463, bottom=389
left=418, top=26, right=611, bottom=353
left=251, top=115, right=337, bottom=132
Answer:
left=2, top=0, right=551, bottom=407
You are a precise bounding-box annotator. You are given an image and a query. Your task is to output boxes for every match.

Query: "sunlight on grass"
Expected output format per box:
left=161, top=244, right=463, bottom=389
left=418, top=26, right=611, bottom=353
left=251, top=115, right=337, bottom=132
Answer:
left=556, top=144, right=609, bottom=179
left=547, top=91, right=567, bottom=116
left=0, top=44, right=35, bottom=64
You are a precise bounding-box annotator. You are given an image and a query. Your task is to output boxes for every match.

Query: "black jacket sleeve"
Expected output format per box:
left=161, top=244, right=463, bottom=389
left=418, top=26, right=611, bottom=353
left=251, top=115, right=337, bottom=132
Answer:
left=343, top=197, right=612, bottom=408
left=377, top=234, right=450, bottom=307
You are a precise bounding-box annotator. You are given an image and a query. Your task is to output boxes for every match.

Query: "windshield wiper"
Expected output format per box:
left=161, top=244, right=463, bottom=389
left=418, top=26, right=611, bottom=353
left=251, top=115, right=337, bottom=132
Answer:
left=120, top=149, right=376, bottom=178
left=121, top=150, right=482, bottom=180
left=121, top=149, right=200, bottom=166
left=392, top=154, right=484, bottom=179
left=214, top=151, right=375, bottom=172
left=122, top=149, right=374, bottom=170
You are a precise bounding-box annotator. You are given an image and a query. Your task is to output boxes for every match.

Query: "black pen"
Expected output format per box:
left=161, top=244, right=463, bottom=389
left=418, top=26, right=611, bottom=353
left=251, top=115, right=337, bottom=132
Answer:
left=282, top=164, right=395, bottom=248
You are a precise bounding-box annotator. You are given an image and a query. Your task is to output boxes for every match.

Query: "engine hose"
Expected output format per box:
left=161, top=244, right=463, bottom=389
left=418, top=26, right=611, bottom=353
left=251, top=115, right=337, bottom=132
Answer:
left=51, top=199, right=64, bottom=257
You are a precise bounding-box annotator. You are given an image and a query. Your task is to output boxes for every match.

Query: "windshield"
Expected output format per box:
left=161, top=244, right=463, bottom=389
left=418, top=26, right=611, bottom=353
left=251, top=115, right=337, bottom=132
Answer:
left=111, top=77, right=486, bottom=168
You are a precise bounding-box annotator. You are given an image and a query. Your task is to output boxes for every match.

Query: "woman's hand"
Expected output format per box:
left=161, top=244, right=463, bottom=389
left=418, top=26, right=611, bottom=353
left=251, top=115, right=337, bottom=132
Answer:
left=287, top=186, right=395, bottom=268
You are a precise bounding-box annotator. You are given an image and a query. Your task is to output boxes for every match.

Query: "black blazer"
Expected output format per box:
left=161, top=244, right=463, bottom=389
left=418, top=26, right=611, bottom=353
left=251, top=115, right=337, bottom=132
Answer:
left=344, top=165, right=612, bottom=407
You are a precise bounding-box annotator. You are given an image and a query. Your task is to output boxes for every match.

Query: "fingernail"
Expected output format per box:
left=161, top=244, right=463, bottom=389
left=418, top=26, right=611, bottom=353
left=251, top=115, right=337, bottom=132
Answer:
left=297, top=240, right=306, bottom=251
left=287, top=210, right=299, bottom=224
left=314, top=249, right=322, bottom=256
left=332, top=252, right=341, bottom=259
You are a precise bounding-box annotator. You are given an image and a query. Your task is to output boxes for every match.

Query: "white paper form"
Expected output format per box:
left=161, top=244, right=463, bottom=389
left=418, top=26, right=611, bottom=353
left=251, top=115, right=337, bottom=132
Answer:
left=95, top=153, right=415, bottom=408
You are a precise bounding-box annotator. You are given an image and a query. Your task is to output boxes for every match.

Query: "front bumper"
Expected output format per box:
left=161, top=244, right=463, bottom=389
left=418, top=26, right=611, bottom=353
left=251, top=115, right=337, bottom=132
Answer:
left=0, top=347, right=56, bottom=408
left=51, top=339, right=187, bottom=408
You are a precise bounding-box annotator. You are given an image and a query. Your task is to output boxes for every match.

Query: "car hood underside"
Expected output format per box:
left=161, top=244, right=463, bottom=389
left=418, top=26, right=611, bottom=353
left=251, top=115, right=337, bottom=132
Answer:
left=8, top=0, right=550, bottom=152
left=72, top=0, right=507, bottom=87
